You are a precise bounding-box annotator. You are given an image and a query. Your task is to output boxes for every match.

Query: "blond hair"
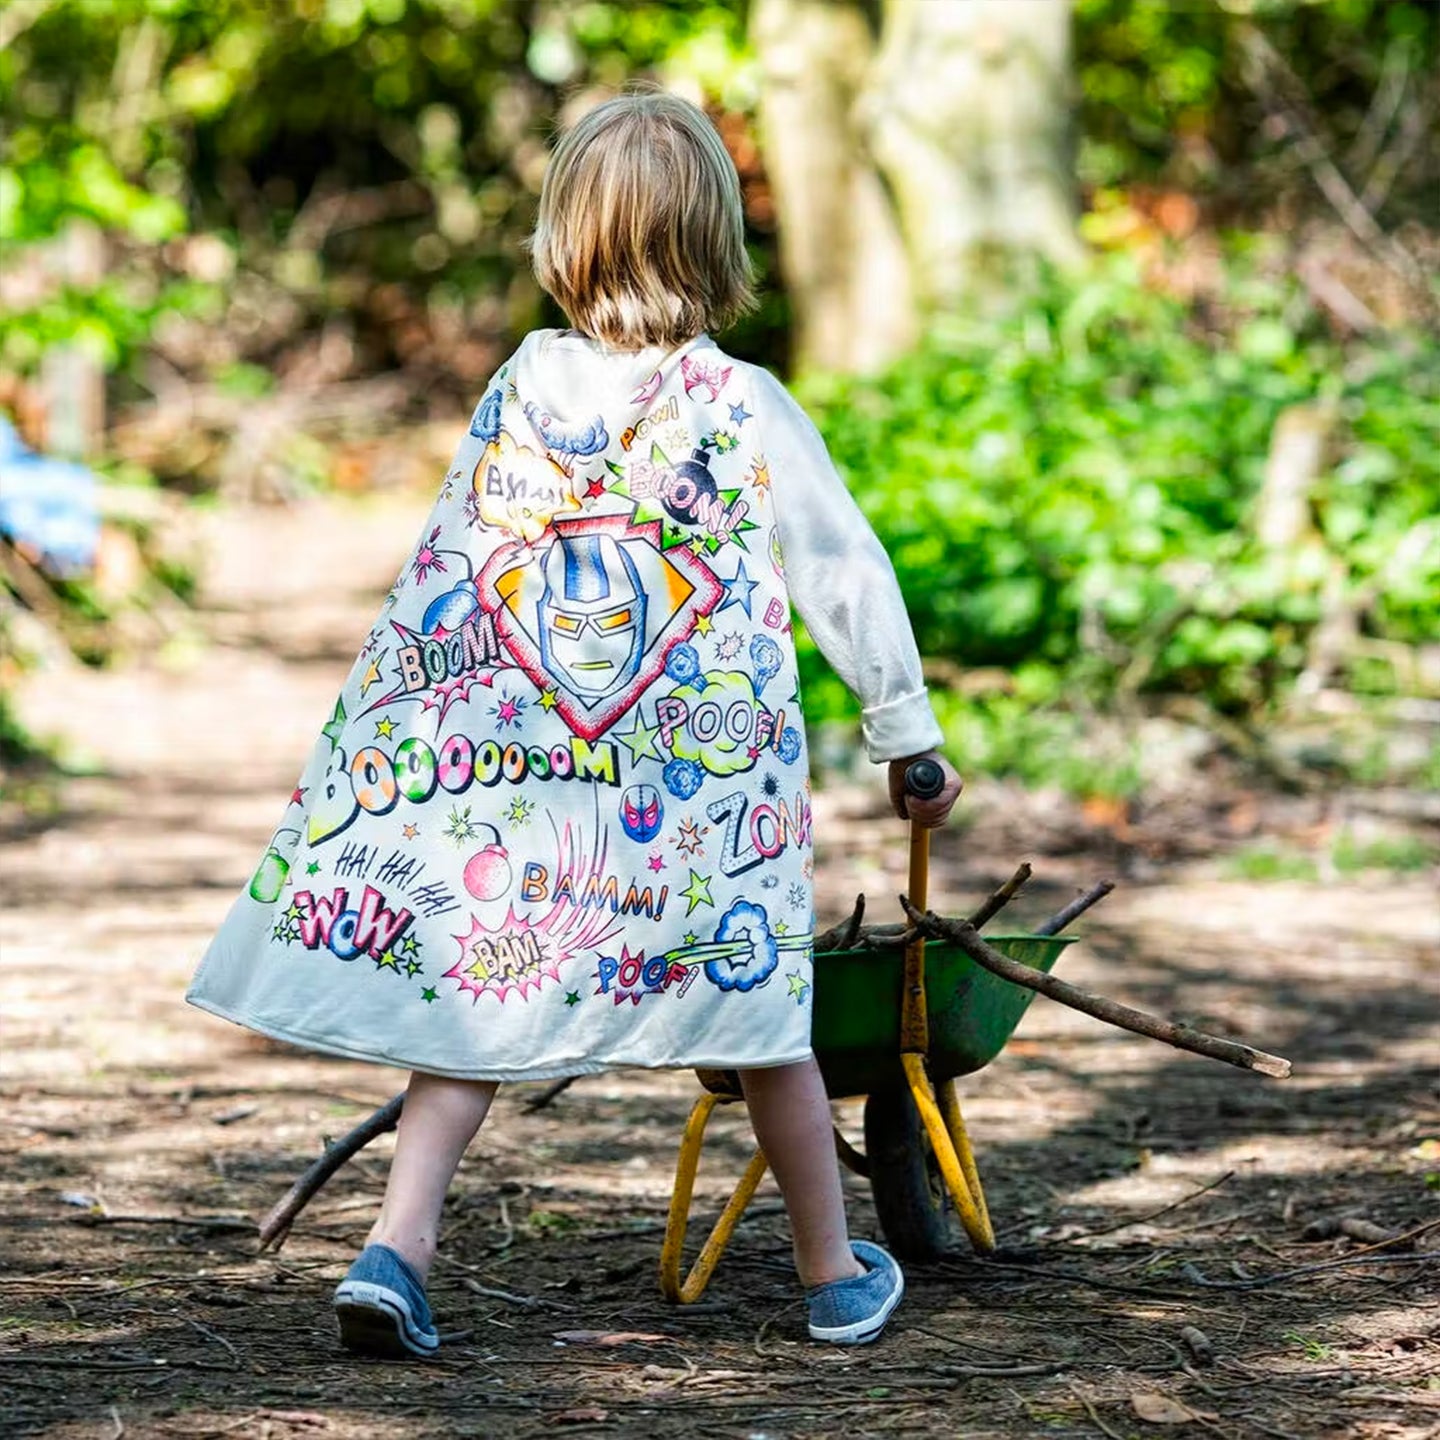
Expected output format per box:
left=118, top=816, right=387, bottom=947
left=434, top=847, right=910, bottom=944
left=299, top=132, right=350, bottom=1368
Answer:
left=530, top=91, right=755, bottom=350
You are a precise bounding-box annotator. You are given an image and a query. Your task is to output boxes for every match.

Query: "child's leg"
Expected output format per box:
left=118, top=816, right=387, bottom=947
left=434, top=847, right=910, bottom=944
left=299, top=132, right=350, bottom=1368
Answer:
left=365, top=1070, right=498, bottom=1281
left=738, top=1057, right=864, bottom=1288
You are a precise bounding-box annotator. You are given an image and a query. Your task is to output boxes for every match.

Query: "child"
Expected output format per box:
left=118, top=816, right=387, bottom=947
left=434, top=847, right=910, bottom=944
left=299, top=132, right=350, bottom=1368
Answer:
left=188, top=91, right=962, bottom=1358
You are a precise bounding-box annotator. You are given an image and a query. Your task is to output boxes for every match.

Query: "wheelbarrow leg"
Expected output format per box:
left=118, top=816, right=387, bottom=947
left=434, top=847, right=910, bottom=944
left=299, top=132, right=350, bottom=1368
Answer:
left=900, top=1053, right=997, bottom=1253
left=937, top=1076, right=993, bottom=1246
left=659, top=1091, right=770, bottom=1303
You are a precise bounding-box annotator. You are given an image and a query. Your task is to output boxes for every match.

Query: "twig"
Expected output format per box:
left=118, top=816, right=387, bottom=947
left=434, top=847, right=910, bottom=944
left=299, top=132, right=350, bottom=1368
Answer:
left=1034, top=880, right=1115, bottom=937
left=965, top=863, right=1031, bottom=930
left=1070, top=1171, right=1236, bottom=1241
left=70, top=1213, right=255, bottom=1234
left=1239, top=25, right=1431, bottom=303
left=1180, top=1250, right=1434, bottom=1291
left=459, top=1278, right=574, bottom=1312
left=523, top=1076, right=577, bottom=1113
left=813, top=893, right=866, bottom=953
left=1346, top=35, right=1413, bottom=179
left=900, top=899, right=1292, bottom=1079
left=934, top=1361, right=1062, bottom=1378
left=1068, top=1384, right=1127, bottom=1440
left=186, top=1318, right=240, bottom=1364
left=257, top=1093, right=404, bottom=1251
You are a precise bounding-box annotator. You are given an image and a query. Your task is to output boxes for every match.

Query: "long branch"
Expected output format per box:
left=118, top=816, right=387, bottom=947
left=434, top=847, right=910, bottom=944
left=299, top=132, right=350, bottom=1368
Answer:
left=900, top=898, right=1291, bottom=1079
left=257, top=1093, right=405, bottom=1251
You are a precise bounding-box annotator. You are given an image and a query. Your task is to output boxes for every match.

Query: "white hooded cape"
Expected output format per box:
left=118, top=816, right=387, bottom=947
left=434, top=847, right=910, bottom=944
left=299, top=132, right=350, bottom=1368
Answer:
left=188, top=332, right=941, bottom=1080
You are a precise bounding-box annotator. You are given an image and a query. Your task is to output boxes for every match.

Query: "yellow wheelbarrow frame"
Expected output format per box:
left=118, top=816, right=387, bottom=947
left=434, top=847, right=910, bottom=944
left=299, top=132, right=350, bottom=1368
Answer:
left=660, top=783, right=1061, bottom=1303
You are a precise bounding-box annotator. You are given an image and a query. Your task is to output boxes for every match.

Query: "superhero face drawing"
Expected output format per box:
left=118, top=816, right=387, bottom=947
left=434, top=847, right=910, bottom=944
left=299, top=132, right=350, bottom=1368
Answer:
left=620, top=784, right=663, bottom=842
left=537, top=532, right=647, bottom=701
left=481, top=513, right=726, bottom=742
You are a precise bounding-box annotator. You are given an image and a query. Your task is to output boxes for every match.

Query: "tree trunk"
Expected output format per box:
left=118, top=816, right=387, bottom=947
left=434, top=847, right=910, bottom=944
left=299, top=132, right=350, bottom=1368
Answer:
left=750, top=0, right=915, bottom=374
left=754, top=0, right=1082, bottom=374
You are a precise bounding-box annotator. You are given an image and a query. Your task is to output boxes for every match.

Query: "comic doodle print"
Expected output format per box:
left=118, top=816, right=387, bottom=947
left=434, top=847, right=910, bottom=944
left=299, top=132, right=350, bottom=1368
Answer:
left=191, top=338, right=818, bottom=1081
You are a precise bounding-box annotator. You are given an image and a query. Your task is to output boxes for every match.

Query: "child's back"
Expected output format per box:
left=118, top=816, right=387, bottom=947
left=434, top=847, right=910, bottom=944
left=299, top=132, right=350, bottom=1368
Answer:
left=189, top=90, right=960, bottom=1359
left=189, top=324, right=936, bottom=1081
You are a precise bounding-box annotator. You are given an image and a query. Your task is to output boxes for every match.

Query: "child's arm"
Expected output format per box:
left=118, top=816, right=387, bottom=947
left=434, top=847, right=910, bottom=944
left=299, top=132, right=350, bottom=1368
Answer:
left=751, top=369, right=960, bottom=826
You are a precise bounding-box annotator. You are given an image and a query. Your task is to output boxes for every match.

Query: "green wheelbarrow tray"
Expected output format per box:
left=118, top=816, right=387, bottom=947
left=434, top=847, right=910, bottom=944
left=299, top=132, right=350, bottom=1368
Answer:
left=811, top=933, right=1077, bottom=1100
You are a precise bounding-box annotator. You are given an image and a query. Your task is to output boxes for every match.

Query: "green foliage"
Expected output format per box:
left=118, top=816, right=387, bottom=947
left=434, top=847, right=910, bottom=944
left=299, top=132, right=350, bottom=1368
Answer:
left=797, top=253, right=1440, bottom=781
left=1074, top=0, right=1439, bottom=224
left=1224, top=844, right=1321, bottom=882
left=0, top=0, right=755, bottom=387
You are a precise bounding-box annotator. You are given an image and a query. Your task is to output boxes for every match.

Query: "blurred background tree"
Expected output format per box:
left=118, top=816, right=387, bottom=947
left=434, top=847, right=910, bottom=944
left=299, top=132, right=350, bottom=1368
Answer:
left=754, top=0, right=1083, bottom=373
left=2, top=0, right=1437, bottom=814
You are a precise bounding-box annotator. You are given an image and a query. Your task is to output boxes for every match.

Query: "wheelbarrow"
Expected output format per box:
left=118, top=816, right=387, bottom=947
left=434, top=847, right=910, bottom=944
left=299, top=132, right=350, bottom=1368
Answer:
left=659, top=760, right=1075, bottom=1301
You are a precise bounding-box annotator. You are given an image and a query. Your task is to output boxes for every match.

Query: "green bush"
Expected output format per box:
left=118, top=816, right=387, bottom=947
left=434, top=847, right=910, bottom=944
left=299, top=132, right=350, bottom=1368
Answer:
left=796, top=253, right=1440, bottom=781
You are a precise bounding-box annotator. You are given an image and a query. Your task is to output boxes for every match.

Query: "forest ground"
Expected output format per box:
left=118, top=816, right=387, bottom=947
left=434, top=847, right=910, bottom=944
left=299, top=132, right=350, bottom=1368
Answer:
left=2, top=495, right=1436, bottom=1440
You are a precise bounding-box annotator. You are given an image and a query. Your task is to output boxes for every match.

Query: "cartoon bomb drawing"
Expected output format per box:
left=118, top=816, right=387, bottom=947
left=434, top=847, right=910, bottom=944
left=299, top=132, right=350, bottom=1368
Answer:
left=620, top=784, right=663, bottom=843
left=537, top=531, right=647, bottom=702
left=462, top=824, right=512, bottom=901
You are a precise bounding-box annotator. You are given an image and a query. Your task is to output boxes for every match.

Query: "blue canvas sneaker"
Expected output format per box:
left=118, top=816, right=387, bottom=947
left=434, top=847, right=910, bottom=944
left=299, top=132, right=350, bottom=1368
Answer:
left=333, top=1244, right=441, bottom=1359
left=805, top=1240, right=905, bottom=1344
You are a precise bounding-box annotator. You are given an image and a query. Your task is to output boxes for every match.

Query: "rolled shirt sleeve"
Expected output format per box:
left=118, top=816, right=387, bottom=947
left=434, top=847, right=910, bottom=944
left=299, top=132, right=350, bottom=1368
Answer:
left=751, top=367, right=943, bottom=764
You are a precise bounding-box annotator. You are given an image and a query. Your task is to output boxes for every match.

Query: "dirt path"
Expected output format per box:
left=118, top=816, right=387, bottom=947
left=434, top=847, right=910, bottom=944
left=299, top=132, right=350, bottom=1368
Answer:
left=2, top=497, right=1437, bottom=1440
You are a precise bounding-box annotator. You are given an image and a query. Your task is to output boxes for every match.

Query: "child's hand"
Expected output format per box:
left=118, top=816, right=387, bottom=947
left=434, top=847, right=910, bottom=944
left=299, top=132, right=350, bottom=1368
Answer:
left=887, top=752, right=963, bottom=828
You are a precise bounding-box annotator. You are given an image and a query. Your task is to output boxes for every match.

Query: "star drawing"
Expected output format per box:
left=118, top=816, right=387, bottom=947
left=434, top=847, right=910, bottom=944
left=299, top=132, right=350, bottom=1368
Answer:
left=681, top=870, right=714, bottom=915
left=444, top=805, right=482, bottom=845
left=411, top=526, right=448, bottom=584
left=718, top=559, right=758, bottom=617
left=616, top=709, right=662, bottom=764
left=492, top=693, right=525, bottom=728
left=321, top=699, right=347, bottom=750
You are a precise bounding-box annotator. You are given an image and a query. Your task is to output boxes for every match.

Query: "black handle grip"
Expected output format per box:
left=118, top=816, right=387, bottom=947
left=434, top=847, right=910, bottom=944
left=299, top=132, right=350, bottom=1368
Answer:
left=903, top=758, right=945, bottom=800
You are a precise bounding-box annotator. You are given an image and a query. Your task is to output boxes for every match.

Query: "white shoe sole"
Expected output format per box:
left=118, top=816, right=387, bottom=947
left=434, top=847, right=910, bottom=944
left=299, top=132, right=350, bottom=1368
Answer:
left=807, top=1267, right=905, bottom=1344
left=334, top=1279, right=440, bottom=1359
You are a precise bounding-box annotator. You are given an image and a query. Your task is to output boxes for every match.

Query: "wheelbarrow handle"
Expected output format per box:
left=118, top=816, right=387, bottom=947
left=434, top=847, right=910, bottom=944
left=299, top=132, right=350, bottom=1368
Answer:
left=904, top=757, right=946, bottom=801
left=901, top=761, right=938, bottom=1053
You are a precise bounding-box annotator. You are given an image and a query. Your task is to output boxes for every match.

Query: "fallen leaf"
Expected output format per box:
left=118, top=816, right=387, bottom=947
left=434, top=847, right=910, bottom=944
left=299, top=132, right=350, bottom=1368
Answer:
left=552, top=1329, right=670, bottom=1347
left=1131, top=1392, right=1199, bottom=1424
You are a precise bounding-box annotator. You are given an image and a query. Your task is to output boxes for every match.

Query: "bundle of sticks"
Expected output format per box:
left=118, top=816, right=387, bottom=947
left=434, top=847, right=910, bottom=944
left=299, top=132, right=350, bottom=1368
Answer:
left=256, top=864, right=1291, bottom=1250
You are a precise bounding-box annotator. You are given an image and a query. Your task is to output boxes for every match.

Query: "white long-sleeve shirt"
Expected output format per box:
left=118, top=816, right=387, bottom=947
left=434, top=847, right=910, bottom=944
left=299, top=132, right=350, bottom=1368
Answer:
left=748, top=364, right=943, bottom=762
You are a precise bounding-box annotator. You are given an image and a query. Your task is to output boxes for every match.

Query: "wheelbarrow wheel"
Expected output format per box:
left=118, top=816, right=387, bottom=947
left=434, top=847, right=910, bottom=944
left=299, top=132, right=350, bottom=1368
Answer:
left=863, top=1081, right=960, bottom=1262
